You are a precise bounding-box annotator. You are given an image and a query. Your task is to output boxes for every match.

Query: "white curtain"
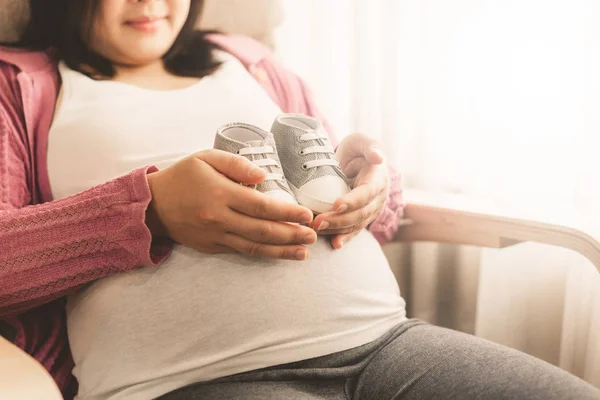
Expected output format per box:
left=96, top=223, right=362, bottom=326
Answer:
left=276, top=0, right=600, bottom=387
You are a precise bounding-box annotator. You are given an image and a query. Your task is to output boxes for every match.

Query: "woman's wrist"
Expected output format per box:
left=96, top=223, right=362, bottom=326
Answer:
left=145, top=173, right=168, bottom=238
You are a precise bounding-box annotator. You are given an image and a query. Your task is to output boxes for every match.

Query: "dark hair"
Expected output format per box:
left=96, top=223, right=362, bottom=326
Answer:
left=19, top=0, right=221, bottom=79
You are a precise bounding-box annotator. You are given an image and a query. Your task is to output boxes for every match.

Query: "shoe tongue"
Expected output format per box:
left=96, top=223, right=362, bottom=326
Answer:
left=214, top=132, right=274, bottom=154
left=245, top=134, right=275, bottom=149
left=244, top=136, right=292, bottom=195
left=273, top=120, right=341, bottom=177
left=245, top=139, right=266, bottom=148
left=243, top=136, right=281, bottom=171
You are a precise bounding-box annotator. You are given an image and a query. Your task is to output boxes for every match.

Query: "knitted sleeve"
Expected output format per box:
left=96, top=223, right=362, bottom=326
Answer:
left=0, top=63, right=172, bottom=318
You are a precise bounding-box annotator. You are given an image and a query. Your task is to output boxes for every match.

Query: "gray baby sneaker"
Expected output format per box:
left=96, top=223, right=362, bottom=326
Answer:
left=271, top=114, right=350, bottom=214
left=214, top=123, right=297, bottom=204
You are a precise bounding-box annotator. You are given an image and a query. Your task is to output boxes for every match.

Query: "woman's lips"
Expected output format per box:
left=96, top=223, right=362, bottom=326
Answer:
left=125, top=16, right=166, bottom=32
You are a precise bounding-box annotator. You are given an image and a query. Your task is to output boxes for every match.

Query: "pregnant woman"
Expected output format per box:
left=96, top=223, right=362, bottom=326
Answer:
left=1, top=1, right=599, bottom=399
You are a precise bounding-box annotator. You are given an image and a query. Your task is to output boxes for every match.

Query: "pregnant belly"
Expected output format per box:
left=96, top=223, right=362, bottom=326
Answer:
left=67, top=230, right=406, bottom=394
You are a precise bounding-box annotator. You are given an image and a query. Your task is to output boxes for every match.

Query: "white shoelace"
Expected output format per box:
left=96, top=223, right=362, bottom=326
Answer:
left=298, top=133, right=339, bottom=170
left=238, top=146, right=285, bottom=182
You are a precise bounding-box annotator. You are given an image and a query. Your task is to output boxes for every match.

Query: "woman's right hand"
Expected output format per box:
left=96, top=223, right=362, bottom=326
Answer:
left=145, top=149, right=317, bottom=260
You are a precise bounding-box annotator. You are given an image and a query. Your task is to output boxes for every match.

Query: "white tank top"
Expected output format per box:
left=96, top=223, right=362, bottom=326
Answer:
left=48, top=51, right=407, bottom=400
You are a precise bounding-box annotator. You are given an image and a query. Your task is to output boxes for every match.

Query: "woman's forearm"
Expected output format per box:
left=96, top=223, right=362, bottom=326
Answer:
left=0, top=62, right=172, bottom=317
left=0, top=166, right=172, bottom=318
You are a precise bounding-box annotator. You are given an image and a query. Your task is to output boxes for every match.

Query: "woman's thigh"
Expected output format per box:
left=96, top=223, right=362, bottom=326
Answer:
left=352, top=324, right=600, bottom=400
left=158, top=379, right=347, bottom=400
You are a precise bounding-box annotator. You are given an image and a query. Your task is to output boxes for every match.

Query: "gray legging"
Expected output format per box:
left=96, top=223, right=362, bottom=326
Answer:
left=160, top=319, right=600, bottom=400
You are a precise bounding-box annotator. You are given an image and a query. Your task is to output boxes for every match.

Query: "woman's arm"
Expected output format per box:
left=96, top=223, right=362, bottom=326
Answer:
left=0, top=63, right=172, bottom=318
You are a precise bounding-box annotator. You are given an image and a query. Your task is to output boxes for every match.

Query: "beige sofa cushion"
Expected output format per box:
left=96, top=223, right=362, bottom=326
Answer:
left=0, top=0, right=282, bottom=47
left=200, top=0, right=282, bottom=48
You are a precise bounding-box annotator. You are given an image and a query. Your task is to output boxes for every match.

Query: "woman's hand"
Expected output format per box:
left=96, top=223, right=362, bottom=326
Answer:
left=146, top=150, right=317, bottom=260
left=310, top=134, right=390, bottom=249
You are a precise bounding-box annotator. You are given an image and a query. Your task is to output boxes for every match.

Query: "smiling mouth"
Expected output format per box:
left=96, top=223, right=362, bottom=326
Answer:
left=124, top=16, right=167, bottom=32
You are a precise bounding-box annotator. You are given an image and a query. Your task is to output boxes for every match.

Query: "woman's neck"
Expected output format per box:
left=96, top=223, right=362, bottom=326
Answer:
left=112, top=60, right=201, bottom=91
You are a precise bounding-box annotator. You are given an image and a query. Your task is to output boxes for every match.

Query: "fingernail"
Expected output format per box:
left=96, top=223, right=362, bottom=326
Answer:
left=372, top=146, right=384, bottom=157
left=303, top=234, right=315, bottom=244
left=249, top=168, right=263, bottom=179
left=317, top=221, right=330, bottom=231
left=372, top=148, right=386, bottom=163
left=335, top=204, right=348, bottom=213
left=296, top=249, right=307, bottom=260
left=299, top=213, right=313, bottom=224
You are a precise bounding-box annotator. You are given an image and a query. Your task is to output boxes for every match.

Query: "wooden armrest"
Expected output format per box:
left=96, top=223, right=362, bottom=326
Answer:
left=393, top=188, right=600, bottom=273
left=0, top=336, right=62, bottom=399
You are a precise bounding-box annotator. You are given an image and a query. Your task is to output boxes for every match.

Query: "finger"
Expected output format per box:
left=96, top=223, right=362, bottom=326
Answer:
left=224, top=234, right=309, bottom=261
left=312, top=198, right=380, bottom=232
left=331, top=231, right=360, bottom=250
left=343, top=157, right=368, bottom=179
left=315, top=227, right=355, bottom=235
left=194, top=149, right=266, bottom=185
left=191, top=243, right=235, bottom=255
left=230, top=188, right=314, bottom=224
left=317, top=216, right=374, bottom=236
left=365, top=145, right=385, bottom=165
left=338, top=134, right=383, bottom=169
left=214, top=244, right=236, bottom=254
left=225, top=210, right=317, bottom=245
left=332, top=166, right=386, bottom=213
left=343, top=151, right=385, bottom=179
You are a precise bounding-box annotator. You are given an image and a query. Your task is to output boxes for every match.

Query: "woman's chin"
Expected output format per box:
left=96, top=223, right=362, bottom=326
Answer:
left=116, top=41, right=175, bottom=65
left=118, top=51, right=171, bottom=68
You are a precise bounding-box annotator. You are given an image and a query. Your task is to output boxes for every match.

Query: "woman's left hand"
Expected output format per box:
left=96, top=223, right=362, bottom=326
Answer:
left=310, top=133, right=390, bottom=249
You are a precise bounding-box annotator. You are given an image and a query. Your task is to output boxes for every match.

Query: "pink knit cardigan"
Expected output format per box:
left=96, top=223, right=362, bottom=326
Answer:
left=0, top=34, right=404, bottom=398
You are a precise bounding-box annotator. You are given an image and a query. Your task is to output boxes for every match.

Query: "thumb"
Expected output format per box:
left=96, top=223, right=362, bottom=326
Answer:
left=341, top=134, right=385, bottom=165
left=365, top=145, right=385, bottom=165
left=194, top=149, right=266, bottom=184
